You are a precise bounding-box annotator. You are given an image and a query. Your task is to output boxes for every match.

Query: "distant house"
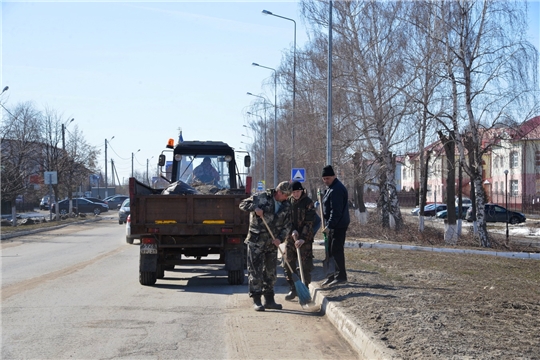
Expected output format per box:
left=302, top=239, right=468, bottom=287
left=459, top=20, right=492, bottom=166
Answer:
left=399, top=115, right=540, bottom=208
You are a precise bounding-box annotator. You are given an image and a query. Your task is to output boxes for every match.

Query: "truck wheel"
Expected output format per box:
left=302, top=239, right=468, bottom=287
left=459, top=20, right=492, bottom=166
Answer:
left=126, top=237, right=134, bottom=244
left=228, top=270, right=244, bottom=285
left=139, top=271, right=157, bottom=286
left=156, top=265, right=165, bottom=279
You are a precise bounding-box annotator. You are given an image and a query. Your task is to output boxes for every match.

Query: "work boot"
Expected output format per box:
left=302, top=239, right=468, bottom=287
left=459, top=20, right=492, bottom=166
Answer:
left=263, top=294, right=283, bottom=310
left=285, top=288, right=297, bottom=301
left=252, top=295, right=265, bottom=312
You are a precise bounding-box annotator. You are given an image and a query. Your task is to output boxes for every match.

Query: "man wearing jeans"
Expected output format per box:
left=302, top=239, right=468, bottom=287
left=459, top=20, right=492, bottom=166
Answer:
left=320, top=165, right=350, bottom=286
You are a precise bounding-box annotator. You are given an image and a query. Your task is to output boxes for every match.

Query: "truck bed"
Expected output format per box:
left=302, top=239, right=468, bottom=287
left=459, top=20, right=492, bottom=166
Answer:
left=130, top=178, right=249, bottom=238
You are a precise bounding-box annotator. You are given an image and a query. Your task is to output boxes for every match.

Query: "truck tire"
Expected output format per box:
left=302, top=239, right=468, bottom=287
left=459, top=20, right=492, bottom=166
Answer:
left=228, top=270, right=244, bottom=285
left=139, top=271, right=157, bottom=286
left=156, top=264, right=165, bottom=279
left=126, top=236, right=134, bottom=244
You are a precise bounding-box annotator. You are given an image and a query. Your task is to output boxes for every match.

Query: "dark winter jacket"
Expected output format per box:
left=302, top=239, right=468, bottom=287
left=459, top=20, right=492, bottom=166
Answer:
left=322, top=178, right=350, bottom=230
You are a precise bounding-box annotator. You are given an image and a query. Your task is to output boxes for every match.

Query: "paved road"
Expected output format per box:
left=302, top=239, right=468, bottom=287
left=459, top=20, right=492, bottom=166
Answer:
left=1, top=219, right=359, bottom=359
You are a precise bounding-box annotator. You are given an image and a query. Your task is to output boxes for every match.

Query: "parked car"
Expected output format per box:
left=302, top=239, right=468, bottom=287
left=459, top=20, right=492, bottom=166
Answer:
left=455, top=197, right=472, bottom=207
left=105, top=195, right=128, bottom=210
left=39, top=195, right=50, bottom=210
left=118, top=198, right=130, bottom=225
left=466, top=204, right=526, bottom=224
left=84, top=197, right=108, bottom=205
left=125, top=214, right=137, bottom=244
left=51, top=198, right=109, bottom=215
left=436, top=205, right=470, bottom=220
left=411, top=203, right=447, bottom=217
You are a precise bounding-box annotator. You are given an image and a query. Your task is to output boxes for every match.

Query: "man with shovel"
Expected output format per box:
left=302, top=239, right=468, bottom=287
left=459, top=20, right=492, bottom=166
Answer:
left=320, top=165, right=350, bottom=287
left=239, top=181, right=292, bottom=311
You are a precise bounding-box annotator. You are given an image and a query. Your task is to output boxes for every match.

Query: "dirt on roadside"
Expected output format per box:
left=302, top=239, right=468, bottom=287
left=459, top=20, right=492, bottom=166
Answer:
left=312, top=216, right=540, bottom=359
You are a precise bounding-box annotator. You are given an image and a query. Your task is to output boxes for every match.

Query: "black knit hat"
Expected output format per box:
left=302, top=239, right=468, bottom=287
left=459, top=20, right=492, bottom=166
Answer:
left=322, top=165, right=335, bottom=177
left=291, top=181, right=304, bottom=191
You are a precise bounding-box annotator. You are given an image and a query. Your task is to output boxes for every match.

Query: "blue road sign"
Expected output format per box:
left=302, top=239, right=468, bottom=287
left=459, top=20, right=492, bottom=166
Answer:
left=291, top=168, right=306, bottom=182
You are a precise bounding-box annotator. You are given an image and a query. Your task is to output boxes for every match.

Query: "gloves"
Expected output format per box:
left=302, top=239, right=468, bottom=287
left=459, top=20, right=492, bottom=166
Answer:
left=295, top=239, right=305, bottom=248
left=323, top=227, right=331, bottom=236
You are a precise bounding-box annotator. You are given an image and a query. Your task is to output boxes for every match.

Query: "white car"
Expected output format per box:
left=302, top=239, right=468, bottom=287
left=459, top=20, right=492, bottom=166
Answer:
left=125, top=215, right=136, bottom=244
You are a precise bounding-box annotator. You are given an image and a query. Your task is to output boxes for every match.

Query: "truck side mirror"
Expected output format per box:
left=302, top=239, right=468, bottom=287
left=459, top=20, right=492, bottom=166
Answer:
left=244, top=155, right=251, bottom=168
left=158, top=154, right=166, bottom=167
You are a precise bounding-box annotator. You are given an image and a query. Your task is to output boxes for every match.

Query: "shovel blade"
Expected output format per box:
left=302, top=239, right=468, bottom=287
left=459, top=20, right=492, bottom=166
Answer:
left=323, top=256, right=335, bottom=276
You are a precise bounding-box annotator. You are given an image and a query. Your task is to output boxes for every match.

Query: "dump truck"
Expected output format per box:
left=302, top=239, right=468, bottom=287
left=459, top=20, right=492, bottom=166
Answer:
left=129, top=139, right=252, bottom=286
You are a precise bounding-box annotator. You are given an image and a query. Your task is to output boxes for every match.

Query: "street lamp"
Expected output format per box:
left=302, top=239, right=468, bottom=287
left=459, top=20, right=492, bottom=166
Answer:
left=247, top=92, right=274, bottom=187
left=504, top=169, right=509, bottom=243
left=132, top=149, right=140, bottom=178
left=105, top=136, right=115, bottom=199
left=247, top=112, right=266, bottom=185
left=146, top=156, right=154, bottom=185
left=61, top=118, right=74, bottom=150
left=262, top=9, right=296, bottom=169
left=251, top=63, right=278, bottom=187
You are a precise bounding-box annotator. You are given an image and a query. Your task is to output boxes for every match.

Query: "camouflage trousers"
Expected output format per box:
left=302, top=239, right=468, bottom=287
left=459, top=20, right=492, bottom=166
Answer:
left=246, top=232, right=278, bottom=297
left=283, top=239, right=313, bottom=287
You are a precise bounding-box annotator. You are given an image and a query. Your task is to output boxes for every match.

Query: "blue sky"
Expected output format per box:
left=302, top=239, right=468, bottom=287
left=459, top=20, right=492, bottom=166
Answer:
left=1, top=1, right=539, bottom=184
left=1, top=0, right=309, bottom=183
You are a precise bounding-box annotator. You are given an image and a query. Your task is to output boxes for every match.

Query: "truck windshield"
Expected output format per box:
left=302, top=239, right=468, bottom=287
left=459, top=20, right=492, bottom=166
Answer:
left=176, top=155, right=230, bottom=188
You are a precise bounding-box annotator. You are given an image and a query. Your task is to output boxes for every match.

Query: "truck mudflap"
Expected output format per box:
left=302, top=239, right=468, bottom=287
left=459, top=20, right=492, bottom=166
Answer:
left=224, top=248, right=243, bottom=271
left=140, top=253, right=158, bottom=272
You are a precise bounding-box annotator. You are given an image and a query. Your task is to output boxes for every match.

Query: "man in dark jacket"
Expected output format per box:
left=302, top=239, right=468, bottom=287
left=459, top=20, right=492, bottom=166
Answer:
left=320, top=165, right=350, bottom=286
left=239, top=181, right=292, bottom=311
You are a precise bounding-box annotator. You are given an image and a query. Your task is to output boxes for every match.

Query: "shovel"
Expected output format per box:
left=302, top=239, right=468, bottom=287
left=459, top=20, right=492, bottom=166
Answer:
left=292, top=231, right=306, bottom=285
left=318, top=189, right=335, bottom=276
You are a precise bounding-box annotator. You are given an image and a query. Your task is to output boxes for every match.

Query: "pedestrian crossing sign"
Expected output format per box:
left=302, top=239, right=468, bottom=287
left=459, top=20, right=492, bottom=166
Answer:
left=291, top=168, right=306, bottom=182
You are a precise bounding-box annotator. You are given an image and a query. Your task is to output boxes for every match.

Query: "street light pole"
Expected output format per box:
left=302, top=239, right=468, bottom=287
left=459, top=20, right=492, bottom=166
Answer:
left=61, top=118, right=74, bottom=151
left=247, top=91, right=276, bottom=187
left=105, top=136, right=114, bottom=199
left=247, top=111, right=266, bottom=186
left=132, top=149, right=140, bottom=178
left=504, top=169, right=509, bottom=243
left=252, top=63, right=278, bottom=187
left=262, top=10, right=296, bottom=169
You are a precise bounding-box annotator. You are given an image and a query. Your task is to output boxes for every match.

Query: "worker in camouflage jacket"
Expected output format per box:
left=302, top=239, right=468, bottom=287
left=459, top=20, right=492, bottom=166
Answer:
left=239, top=181, right=292, bottom=311
left=283, top=181, right=316, bottom=301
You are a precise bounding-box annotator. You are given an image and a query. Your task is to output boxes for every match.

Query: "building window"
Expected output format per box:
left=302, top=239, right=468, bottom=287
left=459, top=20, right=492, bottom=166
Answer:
left=500, top=156, right=504, bottom=168
left=494, top=182, right=498, bottom=194
left=536, top=179, right=540, bottom=194
left=494, top=156, right=498, bottom=168
left=510, top=180, right=519, bottom=196
left=536, top=151, right=540, bottom=167
left=510, top=151, right=519, bottom=169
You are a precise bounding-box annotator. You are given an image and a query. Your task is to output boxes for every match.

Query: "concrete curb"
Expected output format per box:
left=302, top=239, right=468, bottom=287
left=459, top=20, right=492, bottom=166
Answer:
left=0, top=217, right=103, bottom=240
left=309, top=283, right=396, bottom=360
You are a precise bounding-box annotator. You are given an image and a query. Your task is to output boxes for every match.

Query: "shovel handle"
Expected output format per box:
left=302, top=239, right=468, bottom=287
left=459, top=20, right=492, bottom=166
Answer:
left=296, top=246, right=306, bottom=284
left=260, top=216, right=295, bottom=275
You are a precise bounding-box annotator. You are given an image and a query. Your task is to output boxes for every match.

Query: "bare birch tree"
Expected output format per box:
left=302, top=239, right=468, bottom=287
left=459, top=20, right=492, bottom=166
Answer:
left=1, top=102, right=41, bottom=224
